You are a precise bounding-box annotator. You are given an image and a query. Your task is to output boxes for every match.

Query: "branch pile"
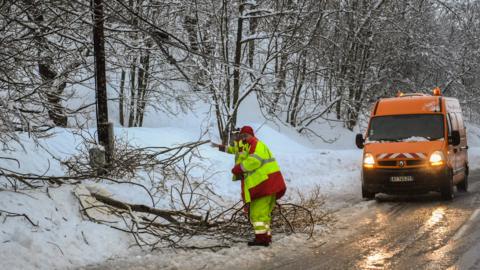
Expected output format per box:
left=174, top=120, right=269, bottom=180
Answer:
left=63, top=138, right=211, bottom=179
left=75, top=173, right=332, bottom=250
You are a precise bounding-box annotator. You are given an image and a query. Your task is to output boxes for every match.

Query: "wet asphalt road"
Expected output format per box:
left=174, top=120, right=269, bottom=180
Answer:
left=259, top=169, right=480, bottom=270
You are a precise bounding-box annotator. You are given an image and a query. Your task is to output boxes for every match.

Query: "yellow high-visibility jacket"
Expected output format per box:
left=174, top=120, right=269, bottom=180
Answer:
left=232, top=137, right=286, bottom=203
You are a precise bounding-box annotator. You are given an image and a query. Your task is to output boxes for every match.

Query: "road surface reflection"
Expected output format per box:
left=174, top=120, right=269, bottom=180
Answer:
left=357, top=206, right=447, bottom=269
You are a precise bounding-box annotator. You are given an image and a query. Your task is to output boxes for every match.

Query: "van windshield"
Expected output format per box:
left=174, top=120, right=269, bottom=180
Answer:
left=367, top=114, right=445, bottom=142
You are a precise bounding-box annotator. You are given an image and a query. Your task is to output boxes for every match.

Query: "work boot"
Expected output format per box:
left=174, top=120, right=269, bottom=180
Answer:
left=247, top=233, right=270, bottom=247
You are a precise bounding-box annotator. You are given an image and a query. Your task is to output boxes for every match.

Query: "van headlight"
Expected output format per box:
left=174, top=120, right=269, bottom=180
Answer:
left=363, top=153, right=375, bottom=168
left=429, top=151, right=445, bottom=166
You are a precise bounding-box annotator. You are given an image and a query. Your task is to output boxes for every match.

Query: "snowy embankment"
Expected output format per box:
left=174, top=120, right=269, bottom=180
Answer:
left=0, top=124, right=361, bottom=270
left=1, top=122, right=479, bottom=270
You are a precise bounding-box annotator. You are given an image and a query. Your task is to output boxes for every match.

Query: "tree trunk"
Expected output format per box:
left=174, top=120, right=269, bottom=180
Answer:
left=184, top=14, right=199, bottom=52
left=248, top=6, right=257, bottom=68
left=134, top=60, right=145, bottom=127
left=119, top=69, right=126, bottom=126
left=289, top=53, right=307, bottom=127
left=271, top=52, right=288, bottom=114
left=128, top=59, right=137, bottom=127
left=93, top=0, right=113, bottom=164
left=346, top=32, right=373, bottom=130
left=24, top=0, right=68, bottom=127
left=230, top=0, right=244, bottom=133
left=221, top=0, right=231, bottom=109
left=38, top=62, right=68, bottom=127
left=136, top=50, right=151, bottom=127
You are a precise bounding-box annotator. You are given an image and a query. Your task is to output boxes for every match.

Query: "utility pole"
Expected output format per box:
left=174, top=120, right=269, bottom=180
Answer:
left=92, top=0, right=114, bottom=167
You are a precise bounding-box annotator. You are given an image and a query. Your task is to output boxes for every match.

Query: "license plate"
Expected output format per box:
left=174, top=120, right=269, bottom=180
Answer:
left=390, top=176, right=414, bottom=182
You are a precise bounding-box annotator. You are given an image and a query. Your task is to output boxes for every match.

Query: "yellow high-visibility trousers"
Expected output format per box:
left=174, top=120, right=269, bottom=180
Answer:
left=249, top=195, right=276, bottom=236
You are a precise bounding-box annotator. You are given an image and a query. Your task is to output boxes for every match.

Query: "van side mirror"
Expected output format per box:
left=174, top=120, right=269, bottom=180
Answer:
left=355, top=133, right=365, bottom=149
left=449, top=130, right=460, bottom=146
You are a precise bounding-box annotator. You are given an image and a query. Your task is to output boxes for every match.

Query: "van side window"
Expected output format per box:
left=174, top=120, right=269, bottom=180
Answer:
left=456, top=113, right=465, bottom=131
left=449, top=113, right=459, bottom=131
left=446, top=114, right=452, bottom=136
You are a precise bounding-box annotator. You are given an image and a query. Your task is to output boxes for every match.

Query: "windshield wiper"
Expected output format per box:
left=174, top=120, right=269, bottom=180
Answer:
left=371, top=138, right=402, bottom=142
left=377, top=137, right=440, bottom=142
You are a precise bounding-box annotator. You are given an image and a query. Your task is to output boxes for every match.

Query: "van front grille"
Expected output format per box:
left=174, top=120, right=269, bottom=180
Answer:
left=406, top=160, right=427, bottom=166
left=378, top=161, right=397, bottom=166
left=377, top=160, right=427, bottom=167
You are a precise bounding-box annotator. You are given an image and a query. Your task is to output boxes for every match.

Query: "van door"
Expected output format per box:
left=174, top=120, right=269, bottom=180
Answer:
left=446, top=113, right=457, bottom=174
left=448, top=113, right=461, bottom=176
left=455, top=112, right=468, bottom=174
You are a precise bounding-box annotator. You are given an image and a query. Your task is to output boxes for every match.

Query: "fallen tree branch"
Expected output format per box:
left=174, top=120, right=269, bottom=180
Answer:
left=0, top=209, right=39, bottom=227
left=90, top=192, right=202, bottom=224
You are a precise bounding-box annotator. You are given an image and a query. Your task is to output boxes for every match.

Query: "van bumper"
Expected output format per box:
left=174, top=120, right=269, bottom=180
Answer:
left=362, top=166, right=450, bottom=194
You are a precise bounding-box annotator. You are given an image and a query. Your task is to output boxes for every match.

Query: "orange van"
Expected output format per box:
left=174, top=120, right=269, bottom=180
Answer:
left=355, top=88, right=469, bottom=200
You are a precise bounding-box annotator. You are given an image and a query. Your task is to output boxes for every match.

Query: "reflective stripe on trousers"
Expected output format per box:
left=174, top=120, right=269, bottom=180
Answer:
left=253, top=221, right=271, bottom=234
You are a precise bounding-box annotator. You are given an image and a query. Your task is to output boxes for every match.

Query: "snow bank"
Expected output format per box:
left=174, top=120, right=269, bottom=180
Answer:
left=0, top=186, right=131, bottom=270
left=466, top=123, right=480, bottom=147
left=0, top=130, right=133, bottom=270
left=466, top=123, right=480, bottom=170
left=470, top=148, right=480, bottom=171
left=0, top=124, right=361, bottom=270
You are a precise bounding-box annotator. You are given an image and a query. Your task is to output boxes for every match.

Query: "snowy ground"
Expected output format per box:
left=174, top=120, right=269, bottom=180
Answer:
left=1, top=121, right=479, bottom=270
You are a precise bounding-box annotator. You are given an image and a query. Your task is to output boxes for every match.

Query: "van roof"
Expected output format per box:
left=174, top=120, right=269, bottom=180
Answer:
left=374, top=95, right=442, bottom=116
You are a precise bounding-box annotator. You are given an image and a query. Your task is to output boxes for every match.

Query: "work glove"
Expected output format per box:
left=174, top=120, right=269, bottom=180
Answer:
left=231, top=164, right=243, bottom=175
left=243, top=203, right=250, bottom=215
left=233, top=174, right=242, bottom=181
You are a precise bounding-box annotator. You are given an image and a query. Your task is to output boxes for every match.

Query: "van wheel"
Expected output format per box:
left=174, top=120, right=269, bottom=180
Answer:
left=362, top=187, right=375, bottom=200
left=441, top=171, right=454, bottom=200
left=457, top=167, right=469, bottom=192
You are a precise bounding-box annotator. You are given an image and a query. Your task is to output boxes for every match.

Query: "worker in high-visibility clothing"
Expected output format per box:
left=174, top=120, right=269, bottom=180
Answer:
left=212, top=126, right=286, bottom=246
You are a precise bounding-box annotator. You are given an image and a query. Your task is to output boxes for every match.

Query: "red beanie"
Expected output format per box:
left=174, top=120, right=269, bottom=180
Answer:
left=240, top=126, right=254, bottom=136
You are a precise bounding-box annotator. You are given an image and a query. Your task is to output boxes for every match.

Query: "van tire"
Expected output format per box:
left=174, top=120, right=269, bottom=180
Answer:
left=457, top=167, right=469, bottom=192
left=362, top=187, right=375, bottom=200
left=441, top=170, right=454, bottom=200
